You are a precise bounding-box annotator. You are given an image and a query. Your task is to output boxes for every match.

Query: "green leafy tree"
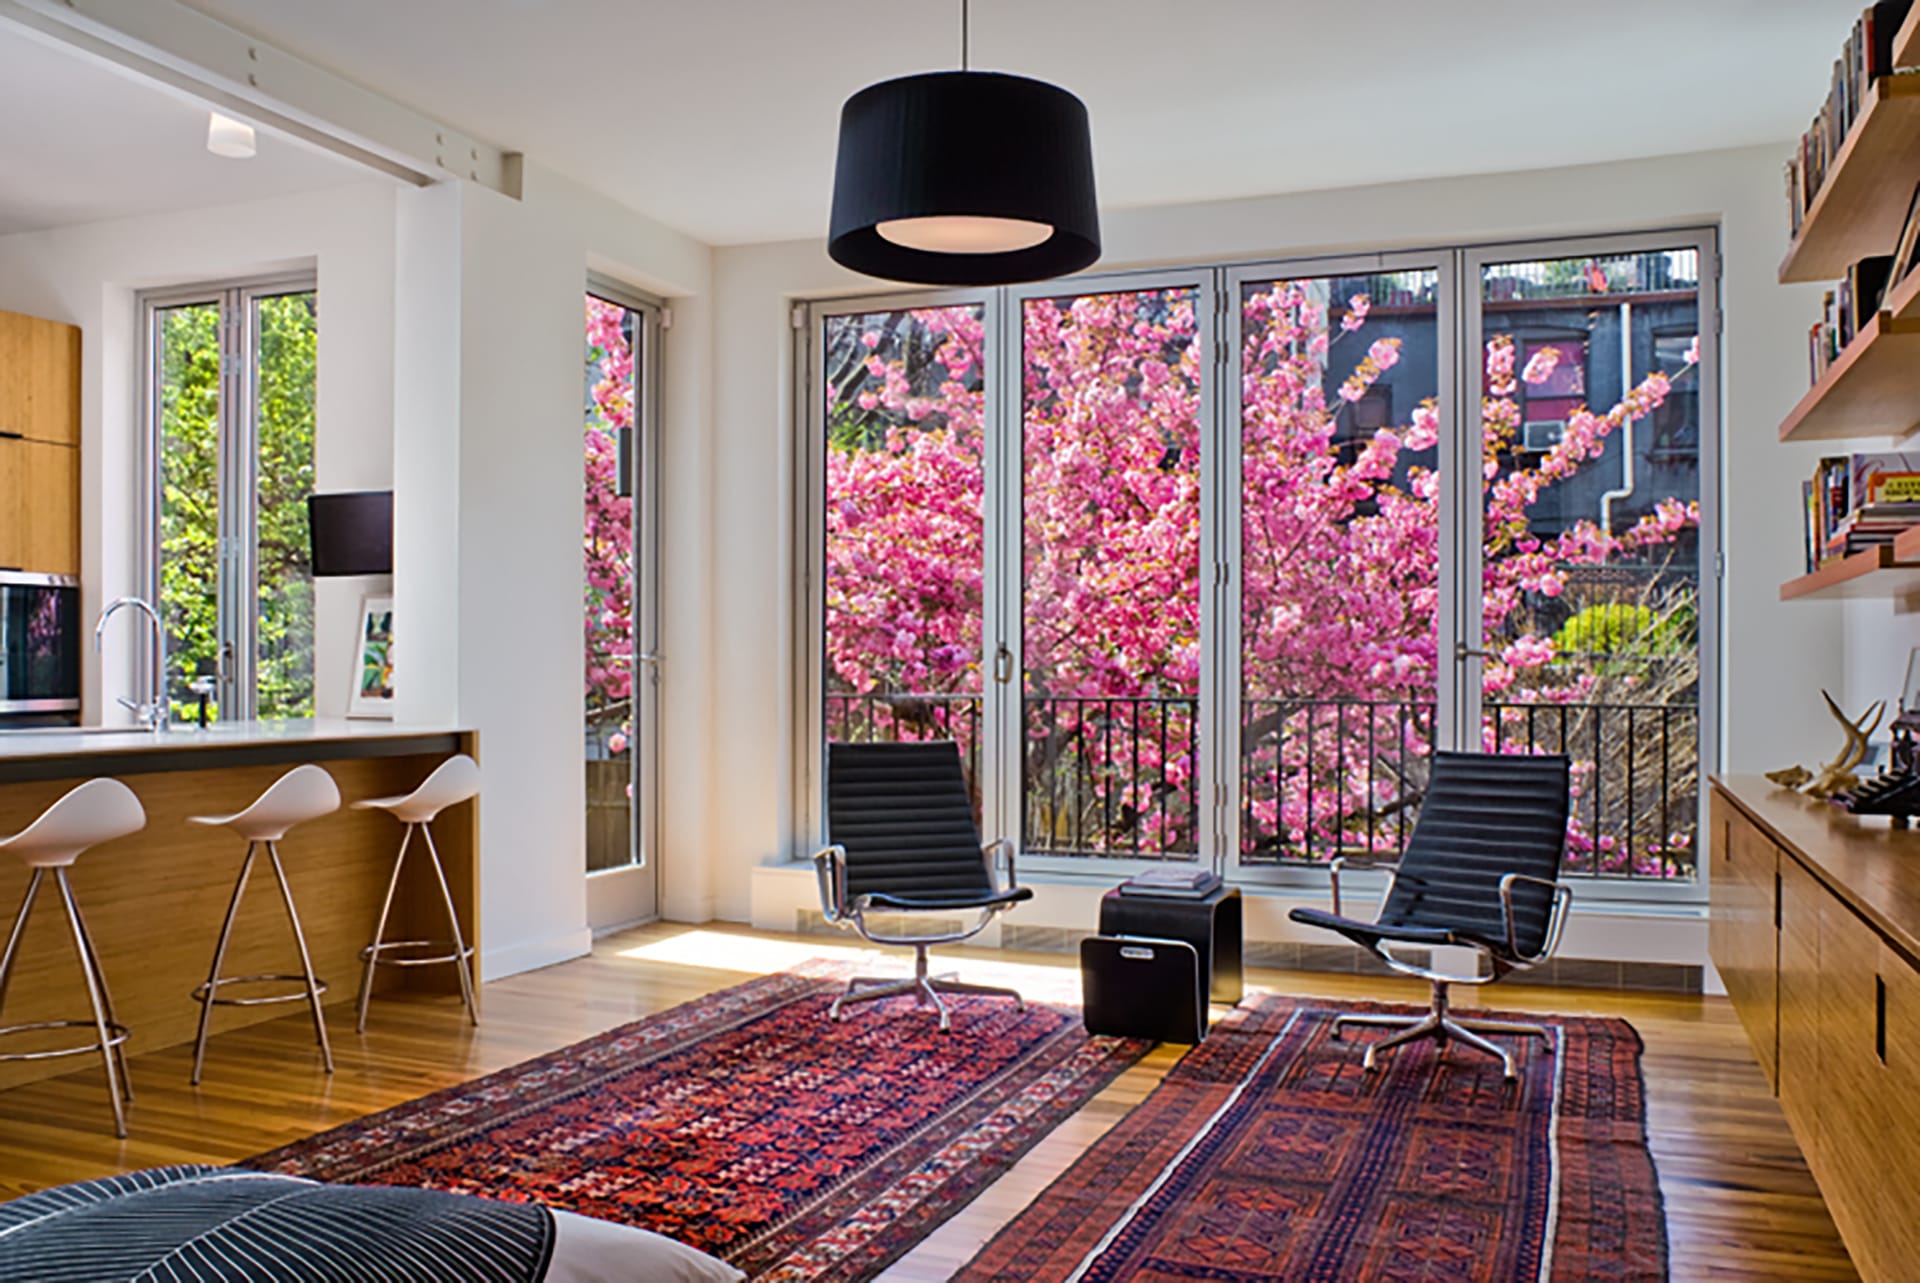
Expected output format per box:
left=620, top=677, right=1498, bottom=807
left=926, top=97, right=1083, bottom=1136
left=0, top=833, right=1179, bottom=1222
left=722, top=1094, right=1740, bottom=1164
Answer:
left=157, top=293, right=316, bottom=722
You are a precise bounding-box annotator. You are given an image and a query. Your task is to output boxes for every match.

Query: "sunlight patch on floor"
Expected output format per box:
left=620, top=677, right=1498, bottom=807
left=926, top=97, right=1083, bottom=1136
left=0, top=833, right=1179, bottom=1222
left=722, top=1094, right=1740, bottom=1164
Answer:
left=619, top=929, right=1088, bottom=1001
left=618, top=930, right=878, bottom=973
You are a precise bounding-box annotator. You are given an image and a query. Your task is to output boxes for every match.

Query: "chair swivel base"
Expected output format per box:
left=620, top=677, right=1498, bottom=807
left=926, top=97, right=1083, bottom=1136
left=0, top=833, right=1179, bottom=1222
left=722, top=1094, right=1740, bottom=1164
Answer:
left=1330, top=982, right=1551, bottom=1080
left=829, top=946, right=1023, bottom=1033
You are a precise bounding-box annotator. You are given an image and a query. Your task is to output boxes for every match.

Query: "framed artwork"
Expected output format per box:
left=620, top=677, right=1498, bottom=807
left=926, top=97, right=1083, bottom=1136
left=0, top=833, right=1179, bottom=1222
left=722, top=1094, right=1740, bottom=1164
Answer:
left=349, top=594, right=395, bottom=719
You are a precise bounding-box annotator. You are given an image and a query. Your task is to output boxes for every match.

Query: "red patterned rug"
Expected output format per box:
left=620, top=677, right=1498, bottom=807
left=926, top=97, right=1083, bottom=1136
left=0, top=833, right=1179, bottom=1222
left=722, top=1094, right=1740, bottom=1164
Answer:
left=246, top=963, right=1149, bottom=1281
left=957, top=995, right=1665, bottom=1282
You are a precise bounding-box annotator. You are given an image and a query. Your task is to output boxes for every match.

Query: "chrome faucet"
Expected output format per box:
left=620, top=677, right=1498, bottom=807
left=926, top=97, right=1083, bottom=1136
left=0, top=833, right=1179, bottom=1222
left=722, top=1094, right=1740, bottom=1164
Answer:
left=93, top=596, right=169, bottom=733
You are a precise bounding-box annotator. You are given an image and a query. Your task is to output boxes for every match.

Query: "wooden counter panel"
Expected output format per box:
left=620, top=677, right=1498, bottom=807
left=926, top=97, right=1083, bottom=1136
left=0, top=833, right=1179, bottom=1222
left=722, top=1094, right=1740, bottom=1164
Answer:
left=0, top=745, right=478, bottom=1092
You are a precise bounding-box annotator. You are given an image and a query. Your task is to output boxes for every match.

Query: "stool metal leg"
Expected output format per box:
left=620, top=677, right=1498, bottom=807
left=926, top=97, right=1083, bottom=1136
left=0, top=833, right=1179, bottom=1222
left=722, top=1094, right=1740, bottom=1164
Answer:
left=64, top=885, right=132, bottom=1102
left=0, top=869, right=44, bottom=1017
left=356, top=824, right=413, bottom=1034
left=266, top=842, right=333, bottom=1074
left=55, top=870, right=126, bottom=1138
left=421, top=824, right=479, bottom=1026
left=192, top=842, right=257, bottom=1086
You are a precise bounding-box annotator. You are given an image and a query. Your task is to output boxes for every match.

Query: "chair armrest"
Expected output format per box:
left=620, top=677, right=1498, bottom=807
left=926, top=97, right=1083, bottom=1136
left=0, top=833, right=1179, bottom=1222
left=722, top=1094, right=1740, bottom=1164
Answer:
left=1328, top=856, right=1401, bottom=919
left=982, top=837, right=1016, bottom=892
left=1498, top=871, right=1573, bottom=964
left=812, top=844, right=849, bottom=923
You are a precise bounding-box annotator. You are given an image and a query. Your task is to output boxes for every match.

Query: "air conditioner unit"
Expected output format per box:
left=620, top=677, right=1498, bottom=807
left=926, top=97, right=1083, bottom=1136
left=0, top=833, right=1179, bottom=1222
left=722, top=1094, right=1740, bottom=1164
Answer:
left=1521, top=419, right=1566, bottom=452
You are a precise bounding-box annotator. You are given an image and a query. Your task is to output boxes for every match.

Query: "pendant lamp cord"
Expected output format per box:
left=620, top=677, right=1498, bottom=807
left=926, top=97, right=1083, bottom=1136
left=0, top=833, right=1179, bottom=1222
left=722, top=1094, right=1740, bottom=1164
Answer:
left=961, top=0, right=970, bottom=70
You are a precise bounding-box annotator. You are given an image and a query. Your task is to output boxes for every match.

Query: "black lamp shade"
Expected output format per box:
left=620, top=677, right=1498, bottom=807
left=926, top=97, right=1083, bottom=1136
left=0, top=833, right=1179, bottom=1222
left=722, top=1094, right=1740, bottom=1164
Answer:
left=307, top=490, right=393, bottom=577
left=829, top=71, right=1100, bottom=286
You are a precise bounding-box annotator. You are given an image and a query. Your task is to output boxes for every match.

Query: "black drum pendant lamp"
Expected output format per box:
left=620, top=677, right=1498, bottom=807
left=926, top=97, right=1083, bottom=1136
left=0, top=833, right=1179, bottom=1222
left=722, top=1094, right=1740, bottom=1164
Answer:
left=828, top=0, right=1100, bottom=286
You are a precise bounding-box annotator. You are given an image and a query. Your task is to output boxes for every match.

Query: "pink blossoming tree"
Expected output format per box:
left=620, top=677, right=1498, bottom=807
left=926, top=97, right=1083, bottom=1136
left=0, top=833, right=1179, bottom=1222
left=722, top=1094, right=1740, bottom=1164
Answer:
left=822, top=279, right=1699, bottom=876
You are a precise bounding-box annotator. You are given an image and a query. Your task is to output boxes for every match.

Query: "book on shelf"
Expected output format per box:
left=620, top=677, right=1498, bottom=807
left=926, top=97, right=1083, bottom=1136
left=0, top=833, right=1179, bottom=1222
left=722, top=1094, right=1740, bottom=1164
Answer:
left=1805, top=479, right=1821, bottom=575
left=1787, top=1, right=1916, bottom=238
left=1896, top=182, right=1920, bottom=282
left=1808, top=452, right=1920, bottom=569
left=1809, top=257, right=1898, bottom=381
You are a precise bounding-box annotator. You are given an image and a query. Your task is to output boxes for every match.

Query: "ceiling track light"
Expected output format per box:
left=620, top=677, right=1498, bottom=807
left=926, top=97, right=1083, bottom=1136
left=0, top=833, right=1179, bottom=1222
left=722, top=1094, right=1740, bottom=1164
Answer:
left=827, top=0, right=1100, bottom=286
left=206, top=111, right=257, bottom=159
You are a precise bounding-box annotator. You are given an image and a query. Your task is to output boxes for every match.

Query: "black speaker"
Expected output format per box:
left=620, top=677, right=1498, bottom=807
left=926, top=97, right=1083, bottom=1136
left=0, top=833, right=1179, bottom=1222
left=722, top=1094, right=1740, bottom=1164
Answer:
left=1080, top=935, right=1205, bottom=1044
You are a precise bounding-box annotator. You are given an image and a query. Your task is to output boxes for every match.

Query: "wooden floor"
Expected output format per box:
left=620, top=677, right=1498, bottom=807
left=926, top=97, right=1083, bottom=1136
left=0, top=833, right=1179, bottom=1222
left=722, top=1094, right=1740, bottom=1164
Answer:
left=0, top=922, right=1856, bottom=1282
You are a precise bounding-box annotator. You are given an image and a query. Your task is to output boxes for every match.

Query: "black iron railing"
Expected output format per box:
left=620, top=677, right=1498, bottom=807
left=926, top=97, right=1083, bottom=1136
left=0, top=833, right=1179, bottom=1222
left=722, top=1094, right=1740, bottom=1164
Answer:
left=823, top=690, right=1699, bottom=879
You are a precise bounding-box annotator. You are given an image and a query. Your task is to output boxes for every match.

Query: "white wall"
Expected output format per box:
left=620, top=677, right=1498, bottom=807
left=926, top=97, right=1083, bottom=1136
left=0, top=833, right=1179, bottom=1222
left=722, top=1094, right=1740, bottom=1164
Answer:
left=0, top=180, right=399, bottom=721
left=389, top=161, right=714, bottom=978
left=712, top=143, right=1842, bottom=929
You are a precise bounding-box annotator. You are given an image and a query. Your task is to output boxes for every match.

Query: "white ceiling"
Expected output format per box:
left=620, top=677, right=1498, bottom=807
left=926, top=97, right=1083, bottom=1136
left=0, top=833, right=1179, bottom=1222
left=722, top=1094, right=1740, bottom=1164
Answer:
left=155, top=0, right=1869, bottom=247
left=0, top=27, right=368, bottom=237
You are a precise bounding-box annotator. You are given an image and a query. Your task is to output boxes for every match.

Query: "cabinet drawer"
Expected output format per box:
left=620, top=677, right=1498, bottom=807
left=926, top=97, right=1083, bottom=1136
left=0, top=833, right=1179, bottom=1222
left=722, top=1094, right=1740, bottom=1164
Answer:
left=1775, top=855, right=1823, bottom=1168
left=1709, top=791, right=1779, bottom=1086
left=0, top=438, right=79, bottom=576
left=0, top=311, right=80, bottom=446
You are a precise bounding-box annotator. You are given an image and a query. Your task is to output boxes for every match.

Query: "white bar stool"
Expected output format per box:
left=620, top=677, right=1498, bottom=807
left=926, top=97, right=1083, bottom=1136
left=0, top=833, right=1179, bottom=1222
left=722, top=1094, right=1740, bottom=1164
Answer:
left=187, top=763, right=340, bottom=1084
left=0, top=778, right=145, bottom=1137
left=353, top=754, right=480, bottom=1031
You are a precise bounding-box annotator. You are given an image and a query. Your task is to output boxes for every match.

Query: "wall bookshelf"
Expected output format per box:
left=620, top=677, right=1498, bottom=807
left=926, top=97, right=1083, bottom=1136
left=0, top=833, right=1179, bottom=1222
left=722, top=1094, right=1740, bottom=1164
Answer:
left=1780, top=12, right=1920, bottom=599
left=1779, top=74, right=1920, bottom=283
left=1778, top=311, right=1920, bottom=441
left=1780, top=525, right=1920, bottom=599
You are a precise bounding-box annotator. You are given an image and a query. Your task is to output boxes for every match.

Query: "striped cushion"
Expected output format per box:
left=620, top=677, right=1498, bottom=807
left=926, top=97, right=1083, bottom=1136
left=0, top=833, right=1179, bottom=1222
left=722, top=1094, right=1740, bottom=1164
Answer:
left=0, top=1165, right=553, bottom=1282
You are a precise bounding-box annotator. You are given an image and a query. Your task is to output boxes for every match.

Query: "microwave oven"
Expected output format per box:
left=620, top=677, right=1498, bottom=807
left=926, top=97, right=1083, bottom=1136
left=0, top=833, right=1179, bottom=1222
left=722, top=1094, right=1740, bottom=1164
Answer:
left=0, top=571, right=80, bottom=718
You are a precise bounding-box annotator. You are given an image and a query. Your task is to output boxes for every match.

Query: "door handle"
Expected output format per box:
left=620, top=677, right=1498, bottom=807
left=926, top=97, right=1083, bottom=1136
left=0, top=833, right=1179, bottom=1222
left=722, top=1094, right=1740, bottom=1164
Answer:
left=1453, top=640, right=1496, bottom=662
left=994, top=644, right=1013, bottom=684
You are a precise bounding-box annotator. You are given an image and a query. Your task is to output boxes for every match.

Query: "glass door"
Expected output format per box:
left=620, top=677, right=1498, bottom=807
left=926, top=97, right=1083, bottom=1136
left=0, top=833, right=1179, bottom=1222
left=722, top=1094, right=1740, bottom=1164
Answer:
left=583, top=283, right=663, bottom=927
left=1008, top=274, right=1215, bottom=867
left=1226, top=256, right=1450, bottom=872
left=1463, top=233, right=1716, bottom=890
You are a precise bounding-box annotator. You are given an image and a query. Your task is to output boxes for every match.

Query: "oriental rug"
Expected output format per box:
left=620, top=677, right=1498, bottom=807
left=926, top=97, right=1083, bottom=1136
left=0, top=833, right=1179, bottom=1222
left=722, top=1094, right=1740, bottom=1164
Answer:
left=246, top=962, right=1149, bottom=1282
left=957, top=996, right=1665, bottom=1283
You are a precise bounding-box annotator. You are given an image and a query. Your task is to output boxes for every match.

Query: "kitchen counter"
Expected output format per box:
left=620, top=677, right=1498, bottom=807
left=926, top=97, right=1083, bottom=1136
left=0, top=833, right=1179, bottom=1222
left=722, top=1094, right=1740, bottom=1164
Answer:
left=0, top=720, right=479, bottom=1095
left=0, top=718, right=470, bottom=782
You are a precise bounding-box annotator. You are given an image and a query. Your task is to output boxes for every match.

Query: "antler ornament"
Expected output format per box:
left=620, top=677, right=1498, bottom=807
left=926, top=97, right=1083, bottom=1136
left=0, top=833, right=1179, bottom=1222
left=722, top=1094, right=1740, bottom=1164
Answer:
left=1802, top=691, right=1884, bottom=799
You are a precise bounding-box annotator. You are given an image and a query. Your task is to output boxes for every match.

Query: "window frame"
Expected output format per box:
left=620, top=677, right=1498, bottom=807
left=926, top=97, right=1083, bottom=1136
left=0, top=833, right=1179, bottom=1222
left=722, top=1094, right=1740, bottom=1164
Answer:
left=795, top=227, right=1721, bottom=907
left=137, top=271, right=317, bottom=724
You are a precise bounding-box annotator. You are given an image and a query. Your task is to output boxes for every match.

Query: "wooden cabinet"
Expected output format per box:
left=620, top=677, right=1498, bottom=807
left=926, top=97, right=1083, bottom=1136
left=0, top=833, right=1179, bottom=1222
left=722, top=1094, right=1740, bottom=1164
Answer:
left=1814, top=897, right=1920, bottom=1282
left=0, top=437, right=78, bottom=576
left=0, top=309, right=81, bottom=446
left=0, top=309, right=81, bottom=576
left=1708, top=788, right=1779, bottom=1087
left=1711, top=777, right=1920, bottom=1283
left=1775, top=855, right=1824, bottom=1159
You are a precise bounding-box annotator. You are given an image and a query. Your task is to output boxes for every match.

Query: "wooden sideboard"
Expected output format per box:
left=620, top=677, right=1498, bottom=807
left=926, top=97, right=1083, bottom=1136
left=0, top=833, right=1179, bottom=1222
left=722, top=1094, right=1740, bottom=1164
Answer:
left=1709, top=776, right=1920, bottom=1282
left=0, top=308, right=80, bottom=577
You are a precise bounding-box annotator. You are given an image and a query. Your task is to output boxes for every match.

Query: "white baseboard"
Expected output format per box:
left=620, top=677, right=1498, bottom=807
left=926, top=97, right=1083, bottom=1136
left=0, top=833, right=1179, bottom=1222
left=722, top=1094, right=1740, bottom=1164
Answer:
left=747, top=861, right=1710, bottom=968
left=480, top=927, right=593, bottom=982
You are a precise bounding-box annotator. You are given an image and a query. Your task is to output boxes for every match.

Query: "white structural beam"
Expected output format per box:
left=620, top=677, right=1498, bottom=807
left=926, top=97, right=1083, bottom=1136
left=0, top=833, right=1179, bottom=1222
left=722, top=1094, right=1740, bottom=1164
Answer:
left=0, top=0, right=520, bottom=196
